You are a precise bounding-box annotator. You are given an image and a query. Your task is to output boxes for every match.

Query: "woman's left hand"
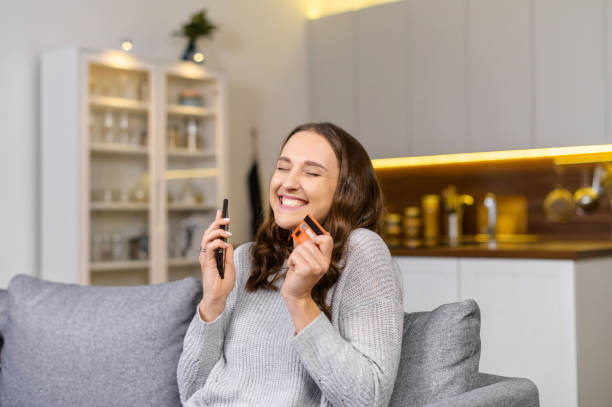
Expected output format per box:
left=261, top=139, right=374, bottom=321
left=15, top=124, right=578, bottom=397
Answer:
left=281, top=234, right=334, bottom=302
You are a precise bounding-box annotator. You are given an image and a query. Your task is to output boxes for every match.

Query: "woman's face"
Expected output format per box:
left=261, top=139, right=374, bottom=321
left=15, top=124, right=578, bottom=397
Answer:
left=270, top=130, right=340, bottom=231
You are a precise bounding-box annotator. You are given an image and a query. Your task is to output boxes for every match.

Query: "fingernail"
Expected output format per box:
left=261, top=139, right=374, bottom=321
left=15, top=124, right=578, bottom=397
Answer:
left=226, top=231, right=232, bottom=236
left=225, top=242, right=230, bottom=247
left=223, top=218, right=230, bottom=221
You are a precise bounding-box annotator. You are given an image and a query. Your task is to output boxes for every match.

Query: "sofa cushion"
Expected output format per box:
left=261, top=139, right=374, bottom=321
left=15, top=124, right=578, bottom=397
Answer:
left=389, top=299, right=481, bottom=407
left=0, top=274, right=202, bottom=407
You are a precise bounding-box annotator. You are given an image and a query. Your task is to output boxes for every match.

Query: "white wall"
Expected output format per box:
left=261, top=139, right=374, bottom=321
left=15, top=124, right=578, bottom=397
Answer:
left=0, top=0, right=308, bottom=288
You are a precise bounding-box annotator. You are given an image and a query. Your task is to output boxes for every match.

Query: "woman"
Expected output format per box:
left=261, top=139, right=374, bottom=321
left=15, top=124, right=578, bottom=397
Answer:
left=177, top=122, right=403, bottom=407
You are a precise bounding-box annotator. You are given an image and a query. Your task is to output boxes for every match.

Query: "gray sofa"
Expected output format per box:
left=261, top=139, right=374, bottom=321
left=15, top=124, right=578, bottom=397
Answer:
left=0, top=274, right=539, bottom=406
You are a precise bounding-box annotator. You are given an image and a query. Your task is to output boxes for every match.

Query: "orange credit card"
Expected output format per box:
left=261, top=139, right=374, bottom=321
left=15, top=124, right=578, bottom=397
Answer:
left=291, top=214, right=328, bottom=246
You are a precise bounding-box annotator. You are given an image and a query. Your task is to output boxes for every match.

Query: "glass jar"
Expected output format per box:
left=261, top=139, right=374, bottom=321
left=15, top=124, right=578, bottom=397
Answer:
left=383, top=212, right=402, bottom=247
left=402, top=206, right=422, bottom=248
left=422, top=195, right=440, bottom=247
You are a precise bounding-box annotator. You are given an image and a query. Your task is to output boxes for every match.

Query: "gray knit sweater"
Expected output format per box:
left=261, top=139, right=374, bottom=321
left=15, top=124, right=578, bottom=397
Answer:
left=177, top=228, right=404, bottom=407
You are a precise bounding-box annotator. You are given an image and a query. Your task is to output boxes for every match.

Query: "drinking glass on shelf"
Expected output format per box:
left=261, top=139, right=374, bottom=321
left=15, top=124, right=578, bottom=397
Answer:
left=167, top=126, right=179, bottom=150
left=129, top=116, right=142, bottom=145
left=102, top=188, right=113, bottom=203
left=111, top=232, right=125, bottom=261
left=103, top=110, right=114, bottom=143
left=118, top=111, right=129, bottom=144
left=101, top=233, right=113, bottom=261
left=91, top=233, right=103, bottom=262
left=186, top=118, right=198, bottom=151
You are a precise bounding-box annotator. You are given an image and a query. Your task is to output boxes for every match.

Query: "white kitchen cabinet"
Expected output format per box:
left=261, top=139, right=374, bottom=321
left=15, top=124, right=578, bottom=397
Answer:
left=468, top=0, right=532, bottom=152
left=534, top=0, right=606, bottom=148
left=394, top=256, right=460, bottom=312
left=307, top=12, right=358, bottom=137
left=308, top=1, right=612, bottom=156
left=40, top=48, right=227, bottom=287
left=395, top=254, right=612, bottom=407
left=408, top=0, right=469, bottom=156
left=356, top=1, right=410, bottom=158
left=459, top=258, right=577, bottom=407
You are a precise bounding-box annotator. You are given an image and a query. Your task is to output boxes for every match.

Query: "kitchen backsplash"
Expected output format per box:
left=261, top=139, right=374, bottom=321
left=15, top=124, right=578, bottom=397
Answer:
left=375, top=159, right=612, bottom=241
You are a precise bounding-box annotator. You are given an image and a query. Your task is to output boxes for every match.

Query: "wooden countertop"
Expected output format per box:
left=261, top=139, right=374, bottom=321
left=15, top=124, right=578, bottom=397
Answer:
left=389, top=240, right=612, bottom=260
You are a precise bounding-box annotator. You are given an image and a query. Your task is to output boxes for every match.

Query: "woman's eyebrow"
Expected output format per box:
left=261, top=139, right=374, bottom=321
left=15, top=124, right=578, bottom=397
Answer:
left=278, top=156, right=328, bottom=171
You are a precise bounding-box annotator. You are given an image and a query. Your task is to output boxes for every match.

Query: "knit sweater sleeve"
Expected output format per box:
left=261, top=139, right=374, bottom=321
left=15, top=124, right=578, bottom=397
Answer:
left=176, top=243, right=249, bottom=404
left=288, top=229, right=404, bottom=407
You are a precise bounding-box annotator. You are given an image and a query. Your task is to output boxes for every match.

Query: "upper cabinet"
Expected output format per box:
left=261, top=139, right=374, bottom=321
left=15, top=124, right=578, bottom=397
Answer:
left=356, top=1, right=410, bottom=158
left=534, top=0, right=606, bottom=147
left=468, top=0, right=532, bottom=151
left=307, top=12, right=358, bottom=137
left=408, top=0, right=469, bottom=155
left=307, top=0, right=612, bottom=158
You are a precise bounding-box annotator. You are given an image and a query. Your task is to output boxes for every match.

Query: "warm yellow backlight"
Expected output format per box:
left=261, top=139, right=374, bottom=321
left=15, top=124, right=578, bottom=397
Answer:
left=371, top=144, right=612, bottom=169
left=121, top=40, right=133, bottom=52
left=303, top=0, right=401, bottom=19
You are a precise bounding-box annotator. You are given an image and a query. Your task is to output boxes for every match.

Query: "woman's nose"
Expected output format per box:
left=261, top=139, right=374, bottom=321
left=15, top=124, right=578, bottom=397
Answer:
left=282, top=169, right=300, bottom=190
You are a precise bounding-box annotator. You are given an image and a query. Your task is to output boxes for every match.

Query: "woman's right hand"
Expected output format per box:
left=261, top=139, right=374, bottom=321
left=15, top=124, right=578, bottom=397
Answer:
left=198, top=209, right=236, bottom=322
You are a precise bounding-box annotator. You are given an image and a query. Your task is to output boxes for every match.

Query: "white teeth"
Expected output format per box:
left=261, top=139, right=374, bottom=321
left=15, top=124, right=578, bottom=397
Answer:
left=281, top=197, right=307, bottom=207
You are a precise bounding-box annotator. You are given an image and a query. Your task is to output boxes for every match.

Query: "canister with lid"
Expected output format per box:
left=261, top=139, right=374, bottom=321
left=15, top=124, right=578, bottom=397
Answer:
left=383, top=212, right=402, bottom=247
left=422, top=195, right=440, bottom=247
left=402, top=206, right=422, bottom=248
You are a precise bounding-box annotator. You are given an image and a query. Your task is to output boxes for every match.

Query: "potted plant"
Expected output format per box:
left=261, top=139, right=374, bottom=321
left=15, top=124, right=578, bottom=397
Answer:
left=174, top=9, right=217, bottom=63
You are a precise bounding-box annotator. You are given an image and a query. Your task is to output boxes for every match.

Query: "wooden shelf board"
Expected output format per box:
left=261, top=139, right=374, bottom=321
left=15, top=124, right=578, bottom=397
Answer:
left=168, top=258, right=200, bottom=267
left=90, top=260, right=149, bottom=272
left=168, top=203, right=216, bottom=211
left=90, top=142, right=148, bottom=156
left=167, top=148, right=216, bottom=158
left=90, top=202, right=149, bottom=211
left=167, top=104, right=214, bottom=117
left=90, top=95, right=150, bottom=112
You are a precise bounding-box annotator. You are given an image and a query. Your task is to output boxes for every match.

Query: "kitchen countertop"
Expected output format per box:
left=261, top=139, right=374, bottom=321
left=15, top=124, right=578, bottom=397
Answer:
left=389, top=240, right=612, bottom=260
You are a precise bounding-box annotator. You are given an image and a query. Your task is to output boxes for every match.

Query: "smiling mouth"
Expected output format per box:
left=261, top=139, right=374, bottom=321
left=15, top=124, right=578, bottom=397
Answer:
left=279, top=195, right=309, bottom=208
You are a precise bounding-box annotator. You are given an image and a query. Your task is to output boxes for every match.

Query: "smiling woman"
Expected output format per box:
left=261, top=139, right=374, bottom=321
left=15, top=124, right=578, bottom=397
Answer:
left=177, top=122, right=403, bottom=407
left=249, top=122, right=385, bottom=317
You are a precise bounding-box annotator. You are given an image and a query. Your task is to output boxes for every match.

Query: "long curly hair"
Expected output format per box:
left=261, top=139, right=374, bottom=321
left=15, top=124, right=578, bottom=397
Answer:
left=246, top=122, right=385, bottom=319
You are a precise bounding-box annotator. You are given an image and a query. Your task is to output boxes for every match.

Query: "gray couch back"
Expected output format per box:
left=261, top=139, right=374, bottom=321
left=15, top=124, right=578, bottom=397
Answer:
left=0, top=276, right=480, bottom=407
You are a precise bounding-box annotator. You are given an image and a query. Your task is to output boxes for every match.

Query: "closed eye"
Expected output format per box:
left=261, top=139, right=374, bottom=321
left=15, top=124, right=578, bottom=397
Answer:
left=276, top=167, right=289, bottom=171
left=306, top=172, right=320, bottom=177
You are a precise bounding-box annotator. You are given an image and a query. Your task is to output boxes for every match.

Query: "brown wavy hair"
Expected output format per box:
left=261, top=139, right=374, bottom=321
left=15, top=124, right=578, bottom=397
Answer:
left=246, top=122, right=385, bottom=319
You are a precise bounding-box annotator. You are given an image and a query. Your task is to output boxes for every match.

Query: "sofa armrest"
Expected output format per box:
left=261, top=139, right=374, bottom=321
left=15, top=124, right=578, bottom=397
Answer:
left=424, top=373, right=540, bottom=407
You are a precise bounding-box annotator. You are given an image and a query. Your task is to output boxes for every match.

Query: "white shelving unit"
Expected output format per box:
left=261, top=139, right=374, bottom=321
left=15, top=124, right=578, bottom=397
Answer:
left=40, top=47, right=226, bottom=286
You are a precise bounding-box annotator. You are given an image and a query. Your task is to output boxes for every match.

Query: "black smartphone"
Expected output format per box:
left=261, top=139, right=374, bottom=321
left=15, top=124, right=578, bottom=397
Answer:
left=216, top=198, right=229, bottom=279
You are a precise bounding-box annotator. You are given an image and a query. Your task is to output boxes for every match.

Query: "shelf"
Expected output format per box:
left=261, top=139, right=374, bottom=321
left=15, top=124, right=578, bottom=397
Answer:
left=168, top=258, right=200, bottom=268
left=90, top=202, right=149, bottom=211
left=90, top=96, right=149, bottom=112
left=167, top=148, right=215, bottom=158
left=90, top=260, right=149, bottom=272
left=90, top=142, right=148, bottom=156
left=165, top=167, right=218, bottom=180
left=167, top=104, right=214, bottom=117
left=168, top=203, right=216, bottom=211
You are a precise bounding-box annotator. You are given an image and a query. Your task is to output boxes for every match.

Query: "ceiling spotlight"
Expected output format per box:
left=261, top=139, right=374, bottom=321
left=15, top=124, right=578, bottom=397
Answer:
left=192, top=52, right=205, bottom=63
left=121, top=39, right=133, bottom=52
